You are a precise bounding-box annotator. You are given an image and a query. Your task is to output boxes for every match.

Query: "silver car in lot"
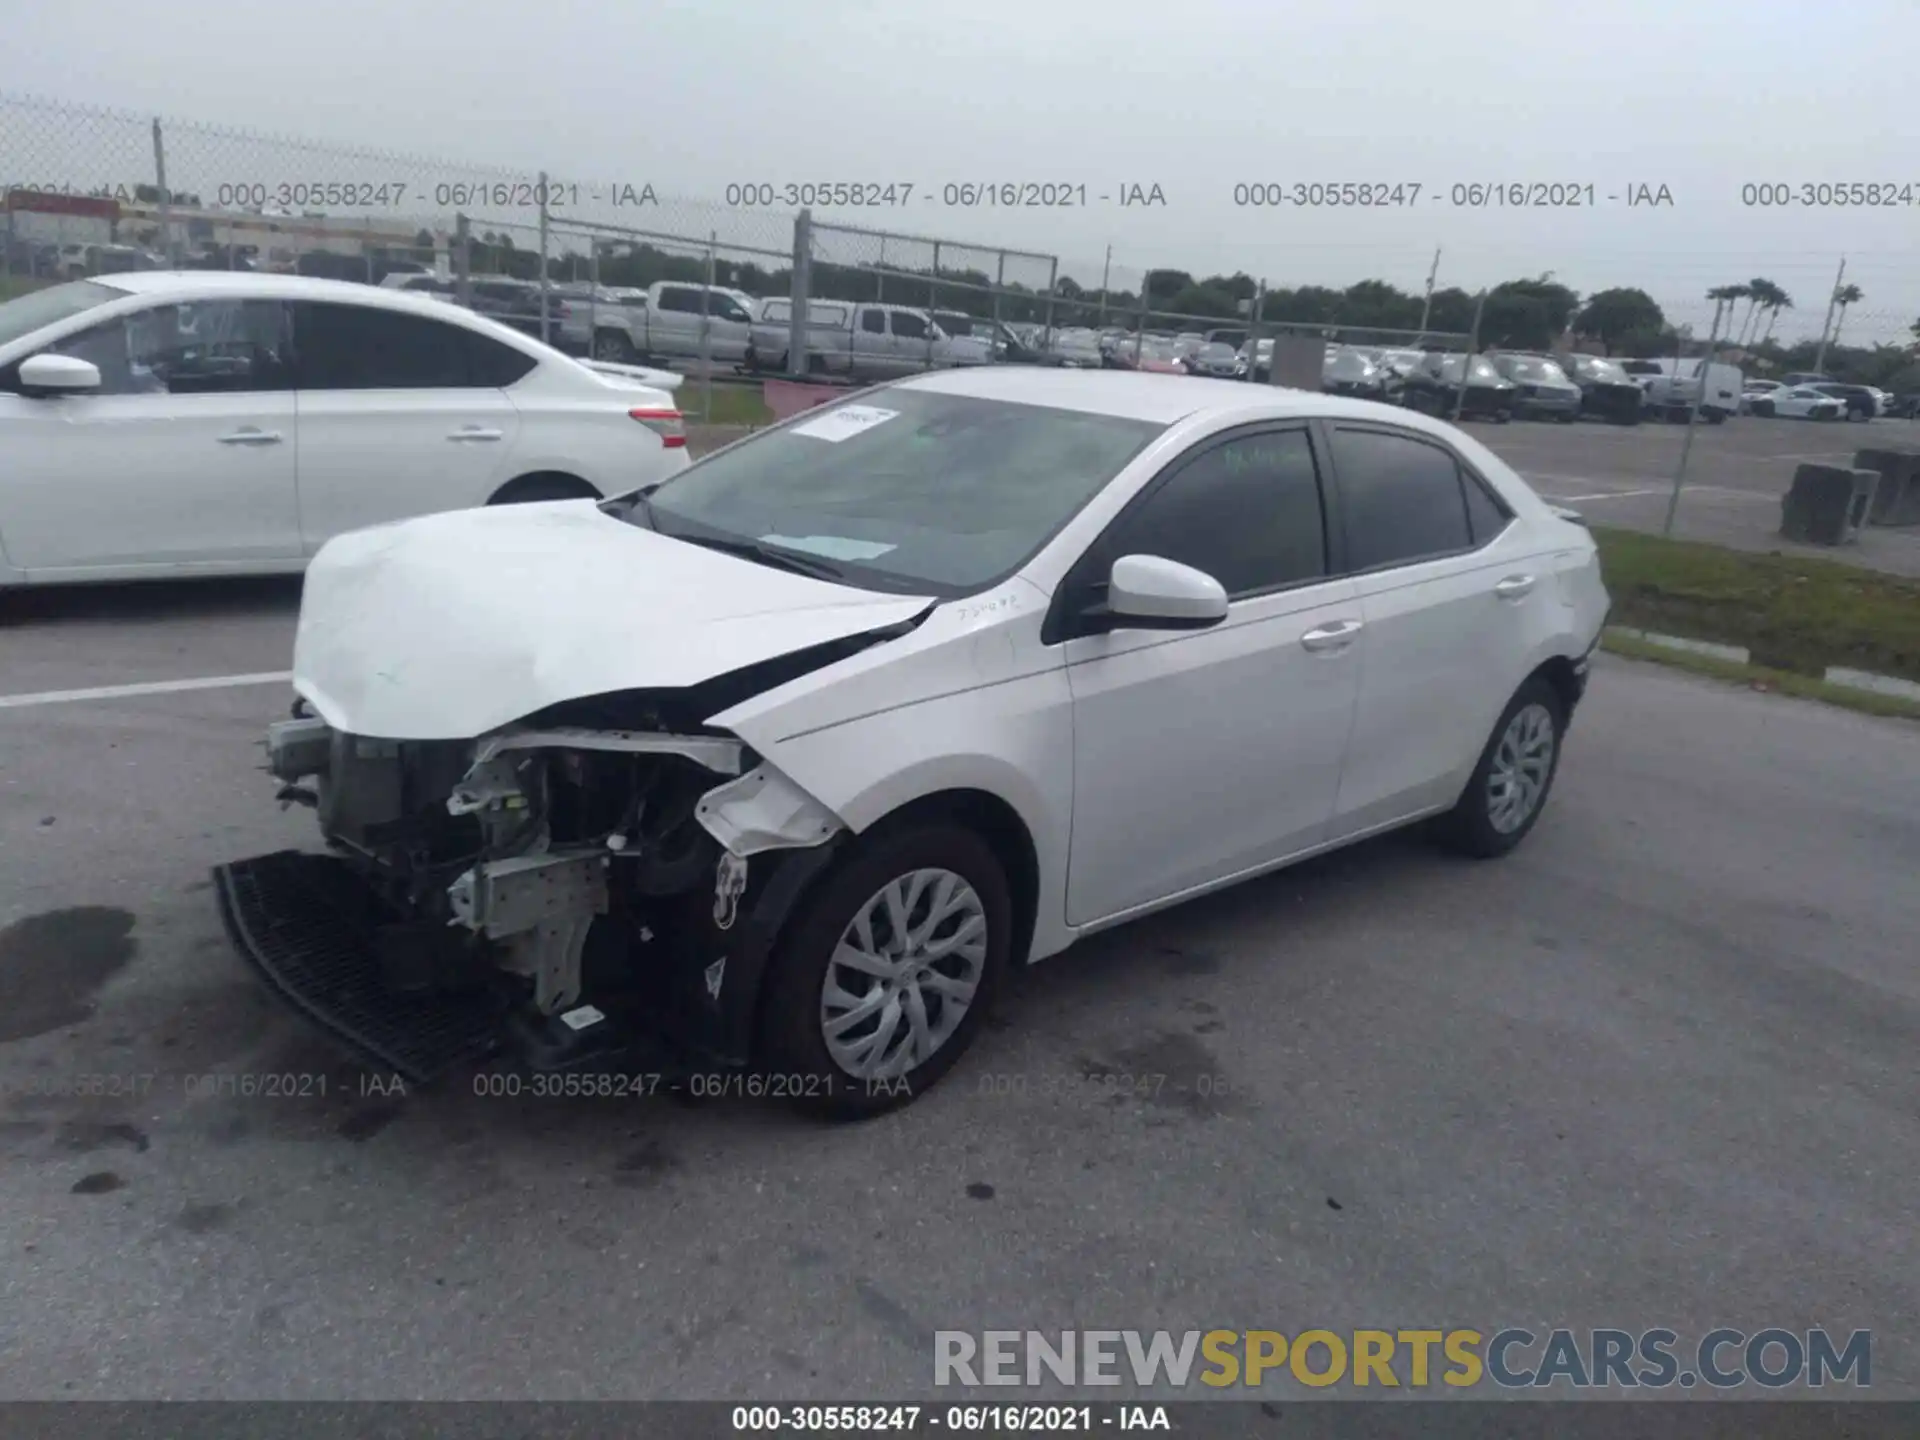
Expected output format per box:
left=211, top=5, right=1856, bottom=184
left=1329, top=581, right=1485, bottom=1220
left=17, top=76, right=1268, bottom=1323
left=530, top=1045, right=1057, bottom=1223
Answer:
left=1490, top=354, right=1583, bottom=422
left=1185, top=341, right=1242, bottom=378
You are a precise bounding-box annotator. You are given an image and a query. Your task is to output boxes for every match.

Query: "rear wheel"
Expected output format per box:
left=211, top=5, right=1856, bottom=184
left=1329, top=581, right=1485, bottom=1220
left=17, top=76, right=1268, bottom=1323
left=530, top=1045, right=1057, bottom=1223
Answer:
left=1431, top=676, right=1567, bottom=859
left=759, top=822, right=1012, bottom=1119
left=593, top=330, right=637, bottom=363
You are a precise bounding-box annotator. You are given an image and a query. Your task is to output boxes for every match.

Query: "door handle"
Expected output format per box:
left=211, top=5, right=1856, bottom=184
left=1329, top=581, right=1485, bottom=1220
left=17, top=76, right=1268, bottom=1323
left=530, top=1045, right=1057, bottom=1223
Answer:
left=217, top=428, right=282, bottom=446
left=447, top=427, right=504, bottom=442
left=1300, top=619, right=1363, bottom=652
left=1493, top=574, right=1537, bottom=600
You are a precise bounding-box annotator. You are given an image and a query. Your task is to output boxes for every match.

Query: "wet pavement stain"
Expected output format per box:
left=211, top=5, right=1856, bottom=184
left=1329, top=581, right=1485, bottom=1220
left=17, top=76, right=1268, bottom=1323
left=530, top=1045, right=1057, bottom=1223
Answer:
left=336, top=1103, right=404, bottom=1142
left=70, top=1171, right=125, bottom=1195
left=613, top=1138, right=678, bottom=1188
left=175, top=1202, right=235, bottom=1234
left=1079, top=1031, right=1245, bottom=1117
left=0, top=907, right=137, bottom=1043
left=56, top=1121, right=150, bottom=1155
left=965, top=1182, right=996, bottom=1200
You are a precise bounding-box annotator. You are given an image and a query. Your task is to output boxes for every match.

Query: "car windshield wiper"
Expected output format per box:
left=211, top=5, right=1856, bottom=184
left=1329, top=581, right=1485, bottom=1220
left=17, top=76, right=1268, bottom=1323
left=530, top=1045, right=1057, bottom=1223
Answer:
left=666, top=530, right=848, bottom=582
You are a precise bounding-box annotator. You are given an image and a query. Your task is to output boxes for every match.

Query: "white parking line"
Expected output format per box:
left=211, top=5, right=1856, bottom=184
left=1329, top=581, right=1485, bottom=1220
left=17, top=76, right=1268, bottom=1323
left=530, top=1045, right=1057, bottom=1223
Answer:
left=0, top=671, right=292, bottom=710
left=1543, top=488, right=1665, bottom=503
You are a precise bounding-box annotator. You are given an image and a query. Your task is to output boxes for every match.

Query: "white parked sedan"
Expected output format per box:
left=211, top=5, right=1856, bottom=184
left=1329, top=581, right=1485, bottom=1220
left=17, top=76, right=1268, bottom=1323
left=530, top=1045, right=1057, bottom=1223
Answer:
left=1747, top=385, right=1844, bottom=421
left=217, top=368, right=1610, bottom=1117
left=0, top=272, right=689, bottom=589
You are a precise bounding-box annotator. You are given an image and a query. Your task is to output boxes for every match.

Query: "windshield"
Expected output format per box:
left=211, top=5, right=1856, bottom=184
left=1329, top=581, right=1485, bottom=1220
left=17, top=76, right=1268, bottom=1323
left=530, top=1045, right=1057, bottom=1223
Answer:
left=1500, top=357, right=1570, bottom=383
left=0, top=279, right=125, bottom=349
left=1571, top=356, right=1629, bottom=383
left=638, top=388, right=1166, bottom=595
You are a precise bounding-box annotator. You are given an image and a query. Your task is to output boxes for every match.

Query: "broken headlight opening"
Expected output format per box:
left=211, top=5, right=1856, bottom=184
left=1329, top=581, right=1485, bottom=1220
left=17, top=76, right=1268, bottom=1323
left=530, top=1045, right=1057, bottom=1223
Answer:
left=225, top=705, right=847, bottom=1085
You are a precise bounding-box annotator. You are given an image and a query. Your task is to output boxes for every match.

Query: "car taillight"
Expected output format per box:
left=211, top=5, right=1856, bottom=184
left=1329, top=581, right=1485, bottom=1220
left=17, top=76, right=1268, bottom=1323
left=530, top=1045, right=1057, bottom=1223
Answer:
left=630, top=407, right=686, bottom=447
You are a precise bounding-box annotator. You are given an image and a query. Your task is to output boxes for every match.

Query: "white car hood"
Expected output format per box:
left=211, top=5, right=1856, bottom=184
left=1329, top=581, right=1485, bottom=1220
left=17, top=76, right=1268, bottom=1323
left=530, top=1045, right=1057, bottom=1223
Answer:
left=292, top=503, right=934, bottom=740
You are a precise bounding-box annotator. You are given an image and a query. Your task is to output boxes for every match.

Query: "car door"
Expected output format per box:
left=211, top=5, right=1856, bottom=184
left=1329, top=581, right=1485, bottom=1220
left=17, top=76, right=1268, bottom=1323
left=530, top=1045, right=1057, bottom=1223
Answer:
left=289, top=301, right=527, bottom=550
left=1319, top=422, right=1547, bottom=840
left=889, top=308, right=937, bottom=372
left=1058, top=424, right=1363, bottom=926
left=851, top=306, right=892, bottom=377
left=703, top=291, right=755, bottom=363
left=0, top=296, right=301, bottom=572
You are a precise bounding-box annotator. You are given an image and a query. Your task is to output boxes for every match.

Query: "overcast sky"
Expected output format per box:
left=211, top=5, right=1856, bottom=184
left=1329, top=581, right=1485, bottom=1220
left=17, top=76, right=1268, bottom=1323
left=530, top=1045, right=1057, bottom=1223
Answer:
left=4, top=0, right=1915, bottom=342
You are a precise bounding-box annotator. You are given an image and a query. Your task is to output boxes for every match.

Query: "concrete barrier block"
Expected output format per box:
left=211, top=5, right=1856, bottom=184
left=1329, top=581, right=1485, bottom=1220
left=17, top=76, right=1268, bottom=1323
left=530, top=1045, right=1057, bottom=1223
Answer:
left=1780, top=464, right=1878, bottom=545
left=1852, top=447, right=1920, bottom=526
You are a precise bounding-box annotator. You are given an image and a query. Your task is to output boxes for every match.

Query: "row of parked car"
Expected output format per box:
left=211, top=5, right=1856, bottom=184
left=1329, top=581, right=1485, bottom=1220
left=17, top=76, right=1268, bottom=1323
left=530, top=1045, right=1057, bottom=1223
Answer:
left=372, top=271, right=1917, bottom=424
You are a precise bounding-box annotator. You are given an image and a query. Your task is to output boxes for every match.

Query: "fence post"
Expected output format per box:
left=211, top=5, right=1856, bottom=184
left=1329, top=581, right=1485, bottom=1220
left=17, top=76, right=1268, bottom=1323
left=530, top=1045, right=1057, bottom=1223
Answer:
left=927, top=241, right=941, bottom=368
left=587, top=236, right=601, bottom=359
left=1663, top=304, right=1724, bottom=536
left=1247, top=281, right=1266, bottom=382
left=787, top=208, right=813, bottom=379
left=454, top=214, right=472, bottom=306
left=150, top=117, right=176, bottom=266
left=991, top=252, right=1005, bottom=338
left=1452, top=290, right=1488, bottom=423
left=700, top=231, right=716, bottom=424
left=1042, top=256, right=1058, bottom=344
left=536, top=170, right=551, bottom=344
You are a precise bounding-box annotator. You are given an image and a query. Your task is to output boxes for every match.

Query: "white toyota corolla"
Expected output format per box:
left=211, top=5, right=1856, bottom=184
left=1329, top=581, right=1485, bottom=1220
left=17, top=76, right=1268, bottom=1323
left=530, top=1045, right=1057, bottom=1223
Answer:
left=217, top=367, right=1610, bottom=1116
left=0, top=273, right=687, bottom=590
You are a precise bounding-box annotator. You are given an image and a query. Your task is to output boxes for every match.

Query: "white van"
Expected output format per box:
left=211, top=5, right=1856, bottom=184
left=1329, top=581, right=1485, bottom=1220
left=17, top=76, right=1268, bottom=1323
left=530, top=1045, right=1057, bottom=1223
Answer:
left=1628, top=357, right=1743, bottom=423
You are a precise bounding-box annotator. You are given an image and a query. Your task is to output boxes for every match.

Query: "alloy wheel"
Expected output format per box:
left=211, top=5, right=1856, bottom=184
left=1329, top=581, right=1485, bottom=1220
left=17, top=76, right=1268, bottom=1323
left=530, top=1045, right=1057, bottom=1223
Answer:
left=819, top=868, right=988, bottom=1081
left=1486, top=702, right=1556, bottom=834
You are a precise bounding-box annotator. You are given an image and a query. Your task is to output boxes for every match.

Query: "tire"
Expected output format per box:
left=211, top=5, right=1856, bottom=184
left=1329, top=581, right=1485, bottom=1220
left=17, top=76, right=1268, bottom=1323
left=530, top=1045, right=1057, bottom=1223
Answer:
left=1431, top=676, right=1567, bottom=859
left=592, top=330, right=637, bottom=363
left=489, top=475, right=597, bottom=505
left=1752, top=401, right=1774, bottom=418
left=759, top=822, right=1013, bottom=1120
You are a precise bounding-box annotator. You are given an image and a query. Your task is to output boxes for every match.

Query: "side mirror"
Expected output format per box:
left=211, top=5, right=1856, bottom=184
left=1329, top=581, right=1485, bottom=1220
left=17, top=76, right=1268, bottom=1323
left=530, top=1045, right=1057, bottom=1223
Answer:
left=1105, top=554, right=1229, bottom=630
left=19, top=353, right=102, bottom=393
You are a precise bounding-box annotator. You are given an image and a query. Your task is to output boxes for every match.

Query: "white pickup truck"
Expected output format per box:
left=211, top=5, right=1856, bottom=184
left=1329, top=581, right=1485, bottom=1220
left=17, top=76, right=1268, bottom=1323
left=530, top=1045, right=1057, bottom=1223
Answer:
left=748, top=299, right=992, bottom=380
left=555, top=281, right=759, bottom=366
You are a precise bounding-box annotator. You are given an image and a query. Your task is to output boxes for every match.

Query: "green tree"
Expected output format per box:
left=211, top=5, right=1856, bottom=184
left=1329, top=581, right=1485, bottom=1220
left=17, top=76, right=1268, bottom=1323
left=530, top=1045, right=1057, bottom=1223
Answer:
left=1574, top=288, right=1666, bottom=354
left=1480, top=276, right=1580, bottom=350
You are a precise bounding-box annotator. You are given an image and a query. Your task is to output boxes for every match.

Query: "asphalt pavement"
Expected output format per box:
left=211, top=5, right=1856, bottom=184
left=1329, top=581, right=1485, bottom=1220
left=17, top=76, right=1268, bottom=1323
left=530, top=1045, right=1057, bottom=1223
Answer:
left=1, top=582, right=1916, bottom=1399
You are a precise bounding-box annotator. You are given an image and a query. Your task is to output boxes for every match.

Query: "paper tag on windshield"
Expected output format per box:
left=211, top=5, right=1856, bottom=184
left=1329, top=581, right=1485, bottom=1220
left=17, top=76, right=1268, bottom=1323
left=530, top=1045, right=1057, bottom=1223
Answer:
left=790, top=405, right=899, bottom=442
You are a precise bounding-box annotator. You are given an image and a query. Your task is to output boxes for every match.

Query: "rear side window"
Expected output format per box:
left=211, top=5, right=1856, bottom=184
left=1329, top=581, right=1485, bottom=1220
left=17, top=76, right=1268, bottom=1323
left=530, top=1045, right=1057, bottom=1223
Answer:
left=1103, top=428, right=1328, bottom=597
left=1328, top=428, right=1480, bottom=570
left=656, top=287, right=701, bottom=314
left=860, top=309, right=886, bottom=334
left=1461, top=472, right=1512, bottom=545
left=292, top=302, right=531, bottom=389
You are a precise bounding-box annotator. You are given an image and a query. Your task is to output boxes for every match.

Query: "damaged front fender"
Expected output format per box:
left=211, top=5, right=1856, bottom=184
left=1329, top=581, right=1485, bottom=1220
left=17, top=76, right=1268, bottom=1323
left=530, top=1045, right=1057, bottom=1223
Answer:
left=694, top=762, right=846, bottom=858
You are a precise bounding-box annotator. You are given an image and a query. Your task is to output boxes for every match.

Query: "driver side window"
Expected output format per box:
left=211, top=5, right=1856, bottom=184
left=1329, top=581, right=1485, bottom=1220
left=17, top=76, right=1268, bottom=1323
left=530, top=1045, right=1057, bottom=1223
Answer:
left=1102, top=428, right=1329, bottom=599
left=40, top=300, right=292, bottom=395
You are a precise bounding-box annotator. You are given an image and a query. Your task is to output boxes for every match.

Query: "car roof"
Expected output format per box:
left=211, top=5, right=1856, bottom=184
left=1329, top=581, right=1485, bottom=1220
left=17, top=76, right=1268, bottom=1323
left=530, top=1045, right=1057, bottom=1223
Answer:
left=892, top=365, right=1446, bottom=425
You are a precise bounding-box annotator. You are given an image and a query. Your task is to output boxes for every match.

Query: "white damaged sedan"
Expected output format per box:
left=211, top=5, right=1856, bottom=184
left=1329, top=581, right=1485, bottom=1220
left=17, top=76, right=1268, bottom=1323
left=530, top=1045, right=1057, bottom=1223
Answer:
left=217, top=368, right=1610, bottom=1116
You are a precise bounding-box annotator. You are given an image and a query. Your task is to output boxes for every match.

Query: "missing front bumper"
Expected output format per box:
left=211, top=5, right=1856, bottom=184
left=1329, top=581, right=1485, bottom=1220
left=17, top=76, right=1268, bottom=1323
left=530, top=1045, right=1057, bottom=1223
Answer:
left=214, top=850, right=507, bottom=1084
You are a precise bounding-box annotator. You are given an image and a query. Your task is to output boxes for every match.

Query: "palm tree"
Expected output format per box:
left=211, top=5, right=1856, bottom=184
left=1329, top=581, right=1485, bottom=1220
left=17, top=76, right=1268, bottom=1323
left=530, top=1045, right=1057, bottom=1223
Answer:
left=1706, top=284, right=1746, bottom=340
left=1739, top=278, right=1783, bottom=346
left=1737, top=277, right=1770, bottom=345
left=1829, top=283, right=1864, bottom=348
left=1760, top=286, right=1794, bottom=345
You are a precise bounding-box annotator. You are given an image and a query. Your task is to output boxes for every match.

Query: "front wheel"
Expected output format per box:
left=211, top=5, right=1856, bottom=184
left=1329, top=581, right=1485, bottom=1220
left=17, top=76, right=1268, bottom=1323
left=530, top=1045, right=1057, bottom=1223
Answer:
left=759, top=823, right=1013, bottom=1119
left=1431, top=677, right=1567, bottom=859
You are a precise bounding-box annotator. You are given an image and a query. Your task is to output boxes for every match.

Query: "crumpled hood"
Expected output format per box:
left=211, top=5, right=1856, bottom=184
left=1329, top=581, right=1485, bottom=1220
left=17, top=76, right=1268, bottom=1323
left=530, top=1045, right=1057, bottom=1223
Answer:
left=292, top=502, right=933, bottom=740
